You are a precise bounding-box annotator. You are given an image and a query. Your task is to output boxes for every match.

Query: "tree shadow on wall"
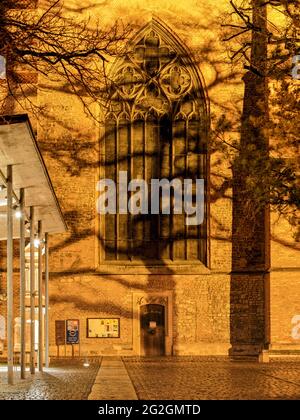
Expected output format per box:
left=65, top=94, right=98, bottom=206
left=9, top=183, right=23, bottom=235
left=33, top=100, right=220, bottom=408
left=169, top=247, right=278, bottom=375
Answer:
left=2, top=13, right=299, bottom=358
left=44, top=21, right=235, bottom=355
left=40, top=21, right=296, bottom=358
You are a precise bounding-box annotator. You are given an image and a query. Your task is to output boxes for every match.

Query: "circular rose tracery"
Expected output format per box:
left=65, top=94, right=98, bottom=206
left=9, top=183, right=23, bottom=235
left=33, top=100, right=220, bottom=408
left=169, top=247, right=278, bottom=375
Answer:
left=160, top=64, right=192, bottom=99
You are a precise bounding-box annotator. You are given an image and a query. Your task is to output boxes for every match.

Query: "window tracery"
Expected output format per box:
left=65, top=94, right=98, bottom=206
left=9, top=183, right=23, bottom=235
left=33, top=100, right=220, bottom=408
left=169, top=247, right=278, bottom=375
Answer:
left=102, top=22, right=208, bottom=264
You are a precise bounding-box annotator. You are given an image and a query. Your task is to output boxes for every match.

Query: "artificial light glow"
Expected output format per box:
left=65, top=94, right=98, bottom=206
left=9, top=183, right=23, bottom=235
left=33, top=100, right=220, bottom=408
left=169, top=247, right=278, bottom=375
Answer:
left=83, top=362, right=90, bottom=368
left=15, top=210, right=22, bottom=219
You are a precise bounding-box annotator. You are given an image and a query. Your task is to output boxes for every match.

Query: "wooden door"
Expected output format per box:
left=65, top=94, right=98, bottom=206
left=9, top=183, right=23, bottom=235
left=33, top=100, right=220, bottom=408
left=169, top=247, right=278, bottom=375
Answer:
left=140, top=304, right=165, bottom=356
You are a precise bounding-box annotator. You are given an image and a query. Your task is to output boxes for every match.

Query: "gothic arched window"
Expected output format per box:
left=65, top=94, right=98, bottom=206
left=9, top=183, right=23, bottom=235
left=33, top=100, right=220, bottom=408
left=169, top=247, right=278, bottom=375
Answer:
left=101, top=20, right=209, bottom=264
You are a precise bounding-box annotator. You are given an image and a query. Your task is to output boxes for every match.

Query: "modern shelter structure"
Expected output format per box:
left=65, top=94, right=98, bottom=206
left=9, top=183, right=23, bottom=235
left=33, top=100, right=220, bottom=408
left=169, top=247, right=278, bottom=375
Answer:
left=0, top=114, right=67, bottom=384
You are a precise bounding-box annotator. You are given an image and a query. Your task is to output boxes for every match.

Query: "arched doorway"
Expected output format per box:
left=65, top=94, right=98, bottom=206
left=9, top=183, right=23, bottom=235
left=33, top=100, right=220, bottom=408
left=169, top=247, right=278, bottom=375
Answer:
left=140, top=304, right=165, bottom=356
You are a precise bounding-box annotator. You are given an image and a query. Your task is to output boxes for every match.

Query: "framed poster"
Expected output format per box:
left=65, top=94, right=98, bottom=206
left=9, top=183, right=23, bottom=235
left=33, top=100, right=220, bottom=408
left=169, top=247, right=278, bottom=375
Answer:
left=87, top=318, right=120, bottom=338
left=66, top=319, right=80, bottom=344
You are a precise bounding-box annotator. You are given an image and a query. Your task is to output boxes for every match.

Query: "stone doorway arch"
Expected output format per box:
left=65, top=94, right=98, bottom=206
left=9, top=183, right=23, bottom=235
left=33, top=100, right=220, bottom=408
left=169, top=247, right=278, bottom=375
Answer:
left=133, top=291, right=173, bottom=356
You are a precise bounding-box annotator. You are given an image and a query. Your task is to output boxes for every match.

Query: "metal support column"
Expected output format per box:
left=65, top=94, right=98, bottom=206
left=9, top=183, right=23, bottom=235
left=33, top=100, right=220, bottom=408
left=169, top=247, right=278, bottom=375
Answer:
left=30, top=206, right=35, bottom=374
left=19, top=188, right=26, bottom=379
left=38, top=220, right=43, bottom=371
left=6, top=165, right=14, bottom=385
left=44, top=232, right=49, bottom=368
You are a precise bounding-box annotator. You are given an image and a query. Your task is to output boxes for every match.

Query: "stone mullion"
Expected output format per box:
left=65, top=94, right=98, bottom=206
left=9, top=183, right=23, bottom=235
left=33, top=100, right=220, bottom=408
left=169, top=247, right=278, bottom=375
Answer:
left=193, top=119, right=204, bottom=263
left=143, top=118, right=147, bottom=250
left=199, top=154, right=205, bottom=263
left=129, top=120, right=134, bottom=261
left=116, top=119, right=120, bottom=260
left=157, top=117, right=162, bottom=260
left=170, top=118, right=175, bottom=261
left=184, top=118, right=188, bottom=260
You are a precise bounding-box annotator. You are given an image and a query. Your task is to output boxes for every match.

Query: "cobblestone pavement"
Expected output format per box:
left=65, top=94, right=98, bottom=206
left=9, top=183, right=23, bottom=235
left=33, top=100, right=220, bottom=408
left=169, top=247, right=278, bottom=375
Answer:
left=123, top=357, right=300, bottom=400
left=1, top=356, right=300, bottom=400
left=0, top=358, right=101, bottom=400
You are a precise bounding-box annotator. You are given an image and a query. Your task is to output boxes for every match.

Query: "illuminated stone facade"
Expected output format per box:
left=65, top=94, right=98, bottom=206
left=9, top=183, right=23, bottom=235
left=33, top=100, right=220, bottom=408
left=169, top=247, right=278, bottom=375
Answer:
left=0, top=0, right=299, bottom=358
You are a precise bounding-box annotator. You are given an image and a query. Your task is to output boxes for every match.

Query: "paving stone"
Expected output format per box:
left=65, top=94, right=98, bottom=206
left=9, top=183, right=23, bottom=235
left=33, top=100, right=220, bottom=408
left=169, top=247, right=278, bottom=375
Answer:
left=123, top=357, right=300, bottom=400
left=1, top=356, right=300, bottom=400
left=88, top=357, right=138, bottom=400
left=0, top=358, right=101, bottom=400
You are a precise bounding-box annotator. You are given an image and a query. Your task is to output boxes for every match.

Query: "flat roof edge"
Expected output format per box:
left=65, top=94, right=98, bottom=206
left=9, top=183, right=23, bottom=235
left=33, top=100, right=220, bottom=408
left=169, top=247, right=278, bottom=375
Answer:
left=0, top=113, right=68, bottom=232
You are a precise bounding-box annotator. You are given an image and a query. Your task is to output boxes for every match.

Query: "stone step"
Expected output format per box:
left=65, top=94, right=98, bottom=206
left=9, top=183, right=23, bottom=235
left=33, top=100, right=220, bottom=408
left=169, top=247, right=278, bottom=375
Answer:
left=229, top=355, right=258, bottom=362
